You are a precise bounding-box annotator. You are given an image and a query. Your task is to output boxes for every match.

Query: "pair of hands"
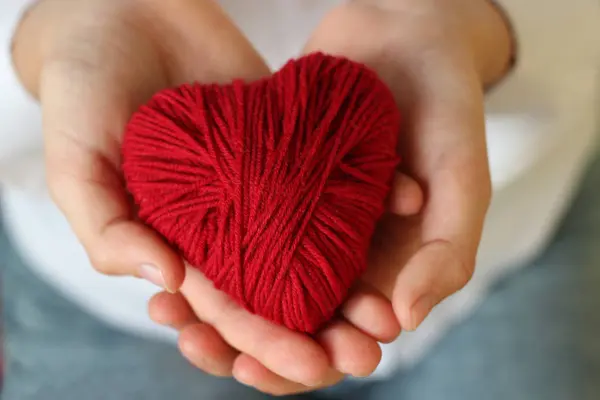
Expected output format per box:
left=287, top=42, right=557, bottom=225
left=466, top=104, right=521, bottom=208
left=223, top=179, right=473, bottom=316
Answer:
left=13, top=0, right=512, bottom=395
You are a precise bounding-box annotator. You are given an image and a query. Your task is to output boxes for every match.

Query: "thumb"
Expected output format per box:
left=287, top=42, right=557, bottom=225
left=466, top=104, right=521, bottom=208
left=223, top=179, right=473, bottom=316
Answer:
left=391, top=76, right=491, bottom=331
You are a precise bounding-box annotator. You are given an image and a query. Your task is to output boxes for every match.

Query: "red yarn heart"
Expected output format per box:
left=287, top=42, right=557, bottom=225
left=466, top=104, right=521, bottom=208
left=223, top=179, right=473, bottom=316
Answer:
left=122, top=53, right=400, bottom=333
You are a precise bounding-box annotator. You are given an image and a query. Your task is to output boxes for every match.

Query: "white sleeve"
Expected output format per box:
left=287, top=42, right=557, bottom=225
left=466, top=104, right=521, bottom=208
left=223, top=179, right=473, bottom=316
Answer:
left=0, top=0, right=46, bottom=194
left=484, top=0, right=600, bottom=189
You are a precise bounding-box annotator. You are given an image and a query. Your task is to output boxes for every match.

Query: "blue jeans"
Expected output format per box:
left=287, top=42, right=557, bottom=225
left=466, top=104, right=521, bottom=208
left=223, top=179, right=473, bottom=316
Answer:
left=2, top=154, right=600, bottom=400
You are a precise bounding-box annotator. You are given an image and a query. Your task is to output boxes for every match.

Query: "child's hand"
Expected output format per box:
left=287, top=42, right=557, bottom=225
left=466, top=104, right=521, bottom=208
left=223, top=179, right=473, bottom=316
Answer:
left=147, top=171, right=423, bottom=392
left=14, top=0, right=424, bottom=391
left=304, top=0, right=511, bottom=347
left=305, top=0, right=512, bottom=333
left=153, top=0, right=513, bottom=395
left=13, top=0, right=269, bottom=291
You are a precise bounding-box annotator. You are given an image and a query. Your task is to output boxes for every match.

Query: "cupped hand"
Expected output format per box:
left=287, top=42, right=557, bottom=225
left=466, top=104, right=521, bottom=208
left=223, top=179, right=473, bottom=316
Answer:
left=13, top=0, right=269, bottom=290
left=154, top=0, right=513, bottom=395
left=303, top=0, right=512, bottom=331
left=13, top=0, right=426, bottom=394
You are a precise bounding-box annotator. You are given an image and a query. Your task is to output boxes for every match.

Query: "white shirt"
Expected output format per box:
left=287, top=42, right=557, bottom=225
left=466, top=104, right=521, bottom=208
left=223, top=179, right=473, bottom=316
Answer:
left=1, top=0, right=600, bottom=378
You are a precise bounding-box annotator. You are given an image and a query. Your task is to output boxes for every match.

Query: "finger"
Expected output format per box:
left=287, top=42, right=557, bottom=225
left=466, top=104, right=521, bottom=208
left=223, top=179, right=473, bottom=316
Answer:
left=316, top=320, right=382, bottom=377
left=233, top=354, right=344, bottom=396
left=394, top=241, right=473, bottom=331
left=393, top=71, right=491, bottom=330
left=178, top=323, right=239, bottom=377
left=388, top=172, right=424, bottom=216
left=148, top=291, right=197, bottom=330
left=342, top=284, right=400, bottom=343
left=180, top=267, right=331, bottom=387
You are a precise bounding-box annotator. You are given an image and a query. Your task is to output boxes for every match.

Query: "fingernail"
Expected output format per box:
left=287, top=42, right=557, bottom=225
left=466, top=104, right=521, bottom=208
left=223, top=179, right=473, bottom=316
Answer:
left=409, top=295, right=436, bottom=330
left=139, top=264, right=167, bottom=290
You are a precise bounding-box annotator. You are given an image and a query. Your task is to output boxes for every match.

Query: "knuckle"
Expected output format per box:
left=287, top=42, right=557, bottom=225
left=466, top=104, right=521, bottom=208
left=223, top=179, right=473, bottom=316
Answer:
left=45, top=172, right=66, bottom=205
left=178, top=335, right=233, bottom=378
left=480, top=174, right=493, bottom=209
left=484, top=186, right=493, bottom=209
left=455, top=257, right=476, bottom=290
left=86, top=245, right=115, bottom=275
left=43, top=51, right=100, bottom=82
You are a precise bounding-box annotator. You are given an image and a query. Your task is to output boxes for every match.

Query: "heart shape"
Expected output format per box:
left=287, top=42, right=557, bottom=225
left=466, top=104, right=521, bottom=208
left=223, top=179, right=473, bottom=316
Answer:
left=122, top=53, right=400, bottom=333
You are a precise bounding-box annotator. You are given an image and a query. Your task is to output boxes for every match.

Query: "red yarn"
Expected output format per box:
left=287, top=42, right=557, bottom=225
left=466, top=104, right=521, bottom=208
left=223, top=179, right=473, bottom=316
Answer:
left=122, top=53, right=400, bottom=333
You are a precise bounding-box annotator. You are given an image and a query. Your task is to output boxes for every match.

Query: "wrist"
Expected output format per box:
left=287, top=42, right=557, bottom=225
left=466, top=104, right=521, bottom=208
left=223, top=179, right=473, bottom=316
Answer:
left=349, top=0, right=515, bottom=88
left=455, top=0, right=515, bottom=87
left=11, top=0, right=160, bottom=97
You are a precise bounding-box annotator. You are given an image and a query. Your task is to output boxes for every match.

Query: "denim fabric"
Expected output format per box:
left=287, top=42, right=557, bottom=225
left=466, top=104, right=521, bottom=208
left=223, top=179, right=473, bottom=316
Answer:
left=2, top=153, right=600, bottom=400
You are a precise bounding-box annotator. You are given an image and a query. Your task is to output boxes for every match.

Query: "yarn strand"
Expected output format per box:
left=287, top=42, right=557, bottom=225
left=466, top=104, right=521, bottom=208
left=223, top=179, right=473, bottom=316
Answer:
left=123, top=53, right=401, bottom=333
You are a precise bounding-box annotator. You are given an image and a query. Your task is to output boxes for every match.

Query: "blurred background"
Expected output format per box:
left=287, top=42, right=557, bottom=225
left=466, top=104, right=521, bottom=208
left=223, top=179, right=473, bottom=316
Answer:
left=1, top=1, right=600, bottom=399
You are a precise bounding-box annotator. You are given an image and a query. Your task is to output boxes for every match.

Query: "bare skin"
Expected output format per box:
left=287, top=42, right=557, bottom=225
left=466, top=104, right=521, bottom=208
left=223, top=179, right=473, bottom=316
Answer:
left=13, top=0, right=512, bottom=395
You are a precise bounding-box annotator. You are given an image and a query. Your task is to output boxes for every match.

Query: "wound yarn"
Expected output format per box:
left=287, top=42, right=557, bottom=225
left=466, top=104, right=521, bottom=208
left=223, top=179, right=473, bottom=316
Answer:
left=122, top=53, right=401, bottom=333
